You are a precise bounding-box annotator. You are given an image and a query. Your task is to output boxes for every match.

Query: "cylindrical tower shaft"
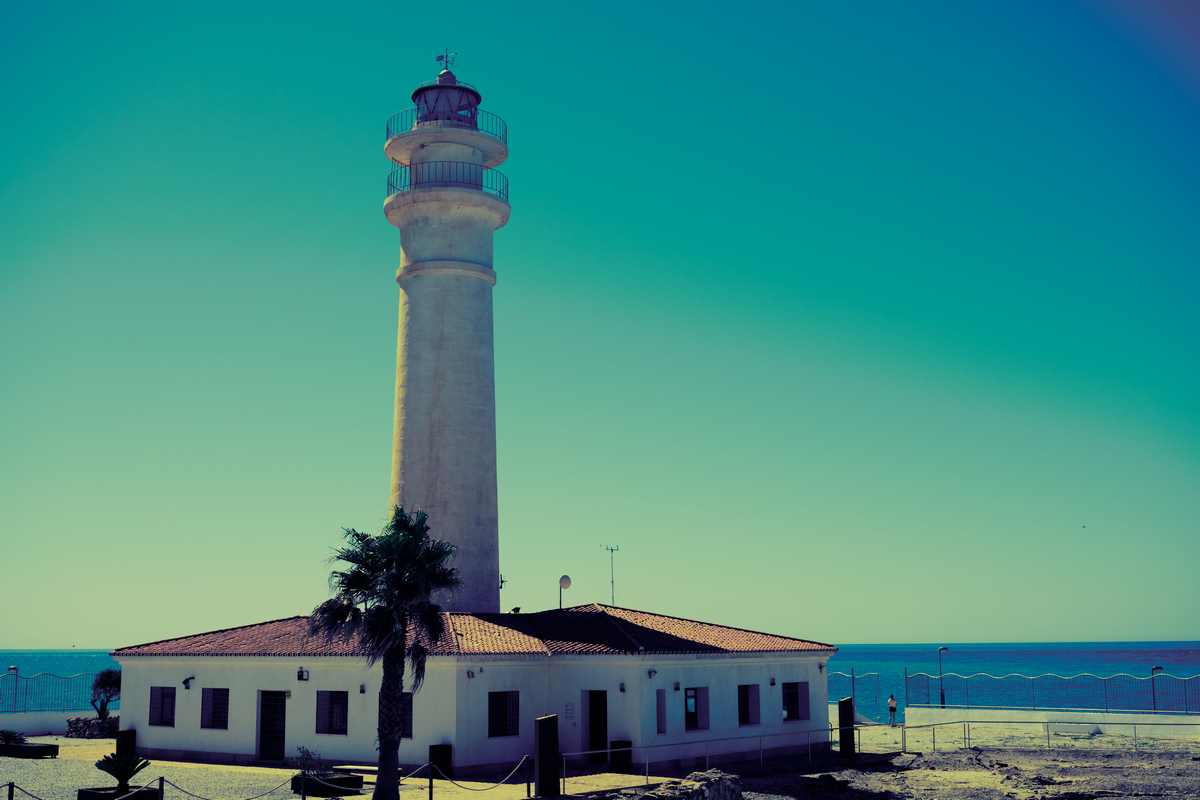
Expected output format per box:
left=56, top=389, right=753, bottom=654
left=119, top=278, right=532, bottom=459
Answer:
left=383, top=68, right=510, bottom=613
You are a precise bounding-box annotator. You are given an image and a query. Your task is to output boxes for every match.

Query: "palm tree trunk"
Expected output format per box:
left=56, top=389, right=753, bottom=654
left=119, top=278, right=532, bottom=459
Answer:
left=374, top=640, right=407, bottom=800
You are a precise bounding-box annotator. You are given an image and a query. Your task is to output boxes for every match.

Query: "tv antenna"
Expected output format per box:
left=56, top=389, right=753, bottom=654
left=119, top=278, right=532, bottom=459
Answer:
left=436, top=49, right=458, bottom=71
left=605, top=545, right=619, bottom=605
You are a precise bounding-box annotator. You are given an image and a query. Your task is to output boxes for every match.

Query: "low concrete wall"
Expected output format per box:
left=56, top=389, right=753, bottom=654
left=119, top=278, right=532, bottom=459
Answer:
left=905, top=707, right=1200, bottom=739
left=0, top=710, right=88, bottom=735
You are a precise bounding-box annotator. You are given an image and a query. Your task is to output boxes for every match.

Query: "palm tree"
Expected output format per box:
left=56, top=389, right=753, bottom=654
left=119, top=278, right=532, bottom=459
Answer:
left=308, top=506, right=460, bottom=800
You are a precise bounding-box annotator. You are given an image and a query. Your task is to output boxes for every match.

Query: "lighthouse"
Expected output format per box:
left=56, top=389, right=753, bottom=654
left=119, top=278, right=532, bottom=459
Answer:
left=383, top=59, right=510, bottom=613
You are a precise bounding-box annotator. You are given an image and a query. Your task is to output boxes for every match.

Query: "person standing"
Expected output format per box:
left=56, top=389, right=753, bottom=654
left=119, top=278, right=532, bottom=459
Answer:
left=888, top=694, right=898, bottom=725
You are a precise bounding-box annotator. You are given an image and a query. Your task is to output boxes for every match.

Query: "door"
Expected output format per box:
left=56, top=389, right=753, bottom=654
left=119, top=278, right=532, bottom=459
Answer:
left=259, top=691, right=287, bottom=761
left=587, top=690, right=607, bottom=764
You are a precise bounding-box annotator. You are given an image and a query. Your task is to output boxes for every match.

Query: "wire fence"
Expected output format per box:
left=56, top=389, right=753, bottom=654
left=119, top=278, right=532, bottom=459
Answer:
left=0, top=672, right=113, bottom=714
left=828, top=671, right=881, bottom=721
left=906, top=671, right=1200, bottom=715
left=897, top=718, right=1200, bottom=755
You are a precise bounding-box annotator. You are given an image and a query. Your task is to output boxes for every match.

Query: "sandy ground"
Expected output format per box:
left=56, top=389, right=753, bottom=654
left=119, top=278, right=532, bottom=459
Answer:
left=5, top=727, right=1199, bottom=800
left=3, top=736, right=672, bottom=800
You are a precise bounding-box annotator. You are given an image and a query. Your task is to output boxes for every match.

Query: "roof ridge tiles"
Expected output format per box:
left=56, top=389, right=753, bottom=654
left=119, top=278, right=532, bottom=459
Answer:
left=596, top=604, right=837, bottom=650
left=111, top=615, right=312, bottom=655
left=598, top=607, right=646, bottom=654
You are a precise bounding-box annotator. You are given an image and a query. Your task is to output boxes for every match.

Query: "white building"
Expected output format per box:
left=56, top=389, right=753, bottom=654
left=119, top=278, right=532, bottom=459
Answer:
left=112, top=60, right=839, bottom=774
left=114, top=604, right=835, bottom=773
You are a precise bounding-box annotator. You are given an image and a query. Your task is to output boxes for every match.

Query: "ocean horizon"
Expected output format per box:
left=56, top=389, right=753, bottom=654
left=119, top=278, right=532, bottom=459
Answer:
left=5, top=641, right=1197, bottom=723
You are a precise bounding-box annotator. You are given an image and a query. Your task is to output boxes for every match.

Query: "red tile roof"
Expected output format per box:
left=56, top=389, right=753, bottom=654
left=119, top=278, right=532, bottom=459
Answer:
left=113, top=605, right=836, bottom=658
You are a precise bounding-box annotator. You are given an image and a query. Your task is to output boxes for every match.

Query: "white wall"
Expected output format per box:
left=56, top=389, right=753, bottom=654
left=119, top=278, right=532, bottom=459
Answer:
left=905, top=707, right=1200, bottom=740
left=118, top=650, right=833, bottom=770
left=0, top=711, right=81, bottom=735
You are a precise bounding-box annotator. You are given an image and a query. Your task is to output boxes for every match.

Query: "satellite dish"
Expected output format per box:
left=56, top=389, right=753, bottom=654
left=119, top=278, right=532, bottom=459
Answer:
left=559, top=575, right=571, bottom=589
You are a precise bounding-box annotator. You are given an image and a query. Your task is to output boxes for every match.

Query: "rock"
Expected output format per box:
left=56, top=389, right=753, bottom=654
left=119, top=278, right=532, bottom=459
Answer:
left=65, top=717, right=120, bottom=739
left=647, top=771, right=740, bottom=800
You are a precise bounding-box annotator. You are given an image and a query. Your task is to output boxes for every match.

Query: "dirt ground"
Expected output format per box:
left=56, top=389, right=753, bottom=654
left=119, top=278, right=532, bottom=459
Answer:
left=741, top=747, right=1200, bottom=800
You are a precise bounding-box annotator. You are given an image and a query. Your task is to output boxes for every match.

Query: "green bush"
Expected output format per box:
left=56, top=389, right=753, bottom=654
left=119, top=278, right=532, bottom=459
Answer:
left=0, top=730, right=27, bottom=744
left=94, top=752, right=151, bottom=792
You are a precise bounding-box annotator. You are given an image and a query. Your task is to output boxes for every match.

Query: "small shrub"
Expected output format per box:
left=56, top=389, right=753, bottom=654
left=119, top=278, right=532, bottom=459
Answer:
left=94, top=752, right=151, bottom=792
left=1, top=730, right=28, bottom=744
left=288, top=745, right=336, bottom=776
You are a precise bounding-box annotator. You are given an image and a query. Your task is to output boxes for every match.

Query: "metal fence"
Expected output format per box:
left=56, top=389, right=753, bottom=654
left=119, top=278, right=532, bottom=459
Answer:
left=829, top=671, right=882, bottom=721
left=386, top=106, right=508, bottom=143
left=0, top=672, right=114, bottom=714
left=906, top=671, right=1200, bottom=715
left=387, top=162, right=509, bottom=201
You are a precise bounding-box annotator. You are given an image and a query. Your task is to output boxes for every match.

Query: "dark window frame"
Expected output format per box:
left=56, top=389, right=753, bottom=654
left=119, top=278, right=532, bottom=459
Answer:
left=782, top=681, right=810, bottom=722
left=487, top=691, right=519, bottom=738
left=200, top=687, right=229, bottom=730
left=400, top=691, right=413, bottom=739
left=316, top=690, right=349, bottom=735
left=737, top=683, right=760, bottom=726
left=149, top=686, right=176, bottom=727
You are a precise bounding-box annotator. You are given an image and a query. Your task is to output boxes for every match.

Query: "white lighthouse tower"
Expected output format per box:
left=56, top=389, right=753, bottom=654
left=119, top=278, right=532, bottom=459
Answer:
left=383, top=58, right=510, bottom=613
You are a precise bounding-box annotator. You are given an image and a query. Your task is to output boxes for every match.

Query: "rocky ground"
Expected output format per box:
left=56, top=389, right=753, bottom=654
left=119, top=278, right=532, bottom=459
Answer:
left=741, top=748, right=1200, bottom=800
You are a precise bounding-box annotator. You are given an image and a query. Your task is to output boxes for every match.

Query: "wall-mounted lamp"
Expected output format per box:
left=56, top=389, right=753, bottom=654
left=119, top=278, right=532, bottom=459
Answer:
left=619, top=682, right=625, bottom=693
left=297, top=668, right=309, bottom=681
left=818, top=663, right=825, bottom=673
left=359, top=684, right=366, bottom=694
left=467, top=670, right=475, bottom=679
left=182, top=677, right=195, bottom=689
left=647, top=669, right=657, bottom=679
left=770, top=678, right=775, bottom=686
left=674, top=682, right=680, bottom=692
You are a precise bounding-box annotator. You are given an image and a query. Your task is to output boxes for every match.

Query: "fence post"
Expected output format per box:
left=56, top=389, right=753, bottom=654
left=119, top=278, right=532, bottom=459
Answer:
left=428, top=764, right=433, bottom=800
left=901, top=725, right=906, bottom=753
left=158, top=776, right=164, bottom=800
left=904, top=668, right=908, bottom=713
left=932, top=726, right=936, bottom=752
left=9, top=781, right=15, bottom=800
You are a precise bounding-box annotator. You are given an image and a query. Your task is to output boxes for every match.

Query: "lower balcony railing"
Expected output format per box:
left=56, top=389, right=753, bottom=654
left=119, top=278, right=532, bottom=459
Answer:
left=386, top=162, right=509, bottom=202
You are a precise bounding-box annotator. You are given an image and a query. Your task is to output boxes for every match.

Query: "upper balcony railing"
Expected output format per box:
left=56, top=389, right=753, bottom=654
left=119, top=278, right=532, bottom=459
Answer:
left=387, top=162, right=509, bottom=203
left=386, top=107, right=507, bottom=144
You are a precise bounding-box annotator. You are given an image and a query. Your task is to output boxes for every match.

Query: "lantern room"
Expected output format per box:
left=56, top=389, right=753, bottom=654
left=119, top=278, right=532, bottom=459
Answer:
left=412, top=69, right=481, bottom=128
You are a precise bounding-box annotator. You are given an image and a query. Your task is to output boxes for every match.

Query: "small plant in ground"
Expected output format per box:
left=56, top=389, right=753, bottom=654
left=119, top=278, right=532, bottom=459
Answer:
left=289, top=745, right=336, bottom=776
left=94, top=752, right=151, bottom=792
left=1, top=730, right=28, bottom=744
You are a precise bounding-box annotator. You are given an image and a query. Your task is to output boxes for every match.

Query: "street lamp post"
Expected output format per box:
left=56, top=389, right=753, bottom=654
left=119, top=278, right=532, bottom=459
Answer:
left=938, top=647, right=949, bottom=709
left=1151, top=665, right=1163, bottom=714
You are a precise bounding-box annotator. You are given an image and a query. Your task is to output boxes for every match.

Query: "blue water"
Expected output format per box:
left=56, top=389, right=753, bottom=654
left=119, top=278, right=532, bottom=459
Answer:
left=0, top=650, right=118, bottom=678
left=828, top=642, right=1200, bottom=723
left=0, top=650, right=120, bottom=714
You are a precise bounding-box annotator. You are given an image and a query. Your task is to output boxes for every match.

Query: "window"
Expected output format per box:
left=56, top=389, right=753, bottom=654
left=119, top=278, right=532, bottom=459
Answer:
left=655, top=689, right=667, bottom=734
left=400, top=692, right=413, bottom=739
left=737, top=684, right=760, bottom=726
left=201, top=688, right=229, bottom=729
left=149, top=686, right=176, bottom=727
left=684, top=686, right=709, bottom=730
left=488, top=691, right=519, bottom=737
left=316, top=690, right=349, bottom=735
left=782, top=682, right=810, bottom=721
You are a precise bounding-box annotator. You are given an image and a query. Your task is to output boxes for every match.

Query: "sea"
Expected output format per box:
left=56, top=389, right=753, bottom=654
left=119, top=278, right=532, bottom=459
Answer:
left=2, top=644, right=1198, bottom=723
left=829, top=641, right=1200, bottom=722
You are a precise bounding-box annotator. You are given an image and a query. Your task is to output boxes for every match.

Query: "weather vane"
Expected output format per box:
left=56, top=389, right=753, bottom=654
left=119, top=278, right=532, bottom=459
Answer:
left=436, top=49, right=457, bottom=71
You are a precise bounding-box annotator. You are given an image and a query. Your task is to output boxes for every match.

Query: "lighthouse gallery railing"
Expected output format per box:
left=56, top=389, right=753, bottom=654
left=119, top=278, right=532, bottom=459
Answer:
left=387, top=162, right=509, bottom=202
left=386, top=107, right=507, bottom=144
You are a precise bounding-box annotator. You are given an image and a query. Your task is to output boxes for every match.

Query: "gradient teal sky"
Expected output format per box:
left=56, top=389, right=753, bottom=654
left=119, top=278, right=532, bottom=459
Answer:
left=3, top=0, right=1197, bottom=649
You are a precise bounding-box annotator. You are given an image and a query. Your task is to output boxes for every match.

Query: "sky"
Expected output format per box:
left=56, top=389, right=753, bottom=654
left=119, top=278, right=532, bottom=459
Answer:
left=2, top=0, right=1198, bottom=650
